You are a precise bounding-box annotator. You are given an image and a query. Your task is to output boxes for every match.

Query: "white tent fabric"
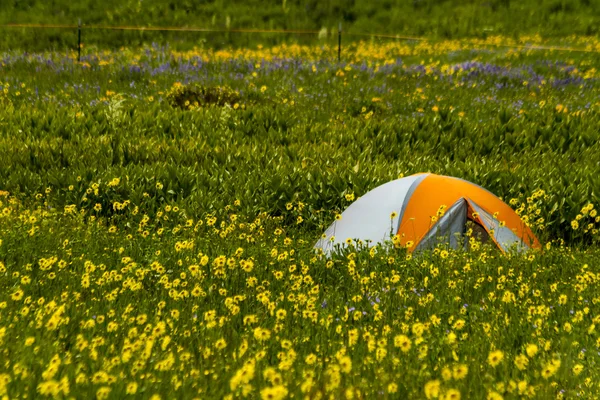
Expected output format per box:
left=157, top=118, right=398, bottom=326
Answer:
left=314, top=174, right=425, bottom=253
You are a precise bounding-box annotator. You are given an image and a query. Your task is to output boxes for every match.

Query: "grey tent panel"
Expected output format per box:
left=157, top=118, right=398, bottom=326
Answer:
left=468, top=200, right=529, bottom=253
left=416, top=198, right=468, bottom=251
left=396, top=174, right=428, bottom=232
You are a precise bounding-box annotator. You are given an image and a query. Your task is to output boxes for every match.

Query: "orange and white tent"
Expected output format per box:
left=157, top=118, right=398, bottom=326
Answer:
left=315, top=173, right=540, bottom=254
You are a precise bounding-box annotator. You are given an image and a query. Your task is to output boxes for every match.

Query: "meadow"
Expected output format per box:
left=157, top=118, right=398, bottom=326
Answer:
left=1, top=0, right=599, bottom=50
left=1, top=35, right=600, bottom=399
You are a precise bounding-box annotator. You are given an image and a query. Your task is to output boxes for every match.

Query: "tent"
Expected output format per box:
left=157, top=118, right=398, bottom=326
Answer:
left=315, top=173, right=540, bottom=254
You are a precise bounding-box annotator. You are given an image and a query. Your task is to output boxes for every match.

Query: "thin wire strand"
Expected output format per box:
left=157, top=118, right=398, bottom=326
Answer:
left=1, top=23, right=321, bottom=34
left=2, top=23, right=78, bottom=29
left=346, top=32, right=427, bottom=41
left=1, top=23, right=598, bottom=53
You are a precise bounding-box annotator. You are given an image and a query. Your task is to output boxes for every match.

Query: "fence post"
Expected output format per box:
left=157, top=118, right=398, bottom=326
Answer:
left=338, top=22, right=342, bottom=62
left=77, top=19, right=81, bottom=62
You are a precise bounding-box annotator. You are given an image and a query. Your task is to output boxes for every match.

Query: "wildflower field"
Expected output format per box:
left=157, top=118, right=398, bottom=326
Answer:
left=1, top=36, right=600, bottom=399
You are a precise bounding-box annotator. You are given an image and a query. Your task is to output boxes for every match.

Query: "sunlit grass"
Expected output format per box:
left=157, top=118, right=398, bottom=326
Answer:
left=0, top=38, right=600, bottom=398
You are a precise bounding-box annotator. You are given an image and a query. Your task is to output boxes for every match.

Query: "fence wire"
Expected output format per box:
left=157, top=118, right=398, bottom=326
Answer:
left=1, top=23, right=598, bottom=54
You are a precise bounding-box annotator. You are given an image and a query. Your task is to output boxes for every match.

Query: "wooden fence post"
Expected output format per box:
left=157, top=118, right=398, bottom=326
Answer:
left=338, top=22, right=342, bottom=62
left=77, top=19, right=81, bottom=62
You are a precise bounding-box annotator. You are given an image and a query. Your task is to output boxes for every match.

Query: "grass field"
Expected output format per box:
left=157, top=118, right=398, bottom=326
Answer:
left=1, top=35, right=600, bottom=399
left=1, top=0, right=599, bottom=50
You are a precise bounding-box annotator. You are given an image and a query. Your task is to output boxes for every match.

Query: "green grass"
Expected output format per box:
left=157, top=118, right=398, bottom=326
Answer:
left=0, top=37, right=600, bottom=399
left=1, top=0, right=599, bottom=50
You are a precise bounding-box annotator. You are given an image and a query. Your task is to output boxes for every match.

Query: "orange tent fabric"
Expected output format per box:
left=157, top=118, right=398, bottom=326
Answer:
left=315, top=173, right=540, bottom=254
left=397, top=174, right=540, bottom=251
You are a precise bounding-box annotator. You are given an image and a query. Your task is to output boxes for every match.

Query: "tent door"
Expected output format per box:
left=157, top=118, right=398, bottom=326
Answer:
left=415, top=198, right=468, bottom=250
left=466, top=199, right=529, bottom=253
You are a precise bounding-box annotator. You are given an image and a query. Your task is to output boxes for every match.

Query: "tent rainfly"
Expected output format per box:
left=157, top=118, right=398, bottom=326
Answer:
left=315, top=173, right=540, bottom=255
